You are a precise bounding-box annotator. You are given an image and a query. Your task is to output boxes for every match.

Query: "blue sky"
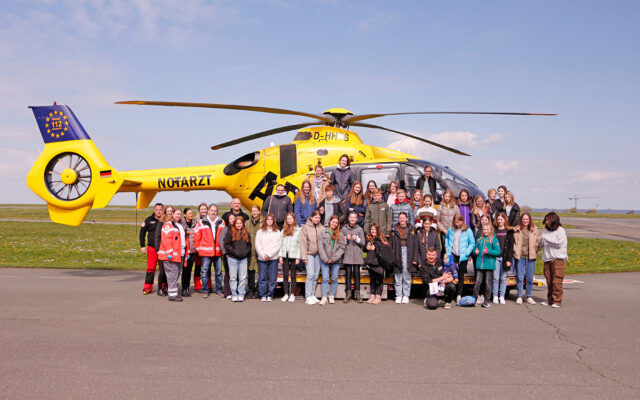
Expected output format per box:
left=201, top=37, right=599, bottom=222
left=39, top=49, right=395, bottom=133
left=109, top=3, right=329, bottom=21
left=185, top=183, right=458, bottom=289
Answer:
left=1, top=0, right=638, bottom=209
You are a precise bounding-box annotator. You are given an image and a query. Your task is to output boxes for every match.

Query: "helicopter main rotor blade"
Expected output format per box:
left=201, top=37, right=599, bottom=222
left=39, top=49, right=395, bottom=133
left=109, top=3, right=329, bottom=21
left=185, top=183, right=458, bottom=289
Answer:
left=344, top=111, right=557, bottom=124
left=116, top=100, right=335, bottom=124
left=351, top=122, right=471, bottom=156
left=211, top=122, right=317, bottom=150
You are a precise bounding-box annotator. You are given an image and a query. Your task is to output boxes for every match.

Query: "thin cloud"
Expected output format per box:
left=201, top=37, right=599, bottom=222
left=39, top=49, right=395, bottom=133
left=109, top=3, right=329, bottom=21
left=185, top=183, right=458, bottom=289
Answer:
left=358, top=9, right=394, bottom=31
left=387, top=131, right=503, bottom=161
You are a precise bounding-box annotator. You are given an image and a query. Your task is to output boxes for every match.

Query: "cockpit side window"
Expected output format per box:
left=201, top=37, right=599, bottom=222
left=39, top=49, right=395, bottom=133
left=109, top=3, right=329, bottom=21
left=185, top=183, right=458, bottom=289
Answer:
left=360, top=165, right=399, bottom=194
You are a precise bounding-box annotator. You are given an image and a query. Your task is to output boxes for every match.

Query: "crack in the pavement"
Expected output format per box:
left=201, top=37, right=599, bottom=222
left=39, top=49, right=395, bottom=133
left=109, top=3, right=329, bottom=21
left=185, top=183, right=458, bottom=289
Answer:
left=524, top=304, right=637, bottom=390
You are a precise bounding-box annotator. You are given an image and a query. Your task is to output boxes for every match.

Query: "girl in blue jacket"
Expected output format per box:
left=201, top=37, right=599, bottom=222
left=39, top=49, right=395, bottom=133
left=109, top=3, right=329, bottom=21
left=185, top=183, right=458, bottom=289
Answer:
left=294, top=179, right=317, bottom=226
left=445, top=213, right=475, bottom=301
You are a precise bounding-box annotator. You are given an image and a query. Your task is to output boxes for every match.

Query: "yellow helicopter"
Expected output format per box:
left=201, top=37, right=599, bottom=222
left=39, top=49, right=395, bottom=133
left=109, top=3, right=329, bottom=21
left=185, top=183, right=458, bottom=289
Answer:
left=26, top=101, right=555, bottom=226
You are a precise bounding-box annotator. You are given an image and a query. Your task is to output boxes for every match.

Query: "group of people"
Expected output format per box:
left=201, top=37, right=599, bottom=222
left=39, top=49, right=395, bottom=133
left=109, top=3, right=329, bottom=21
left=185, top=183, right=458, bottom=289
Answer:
left=139, top=155, right=568, bottom=309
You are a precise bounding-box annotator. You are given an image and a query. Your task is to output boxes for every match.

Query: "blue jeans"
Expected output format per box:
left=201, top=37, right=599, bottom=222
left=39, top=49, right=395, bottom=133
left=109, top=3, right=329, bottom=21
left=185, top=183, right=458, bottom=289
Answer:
left=201, top=256, right=223, bottom=294
left=394, top=246, right=412, bottom=298
left=516, top=258, right=536, bottom=297
left=493, top=257, right=508, bottom=297
left=305, top=254, right=321, bottom=298
left=258, top=259, right=278, bottom=298
left=320, top=261, right=340, bottom=297
left=227, top=257, right=247, bottom=297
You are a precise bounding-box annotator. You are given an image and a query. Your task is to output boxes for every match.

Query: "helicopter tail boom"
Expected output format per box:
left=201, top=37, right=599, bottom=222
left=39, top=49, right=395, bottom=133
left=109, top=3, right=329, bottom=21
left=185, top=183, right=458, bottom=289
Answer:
left=26, top=105, right=124, bottom=226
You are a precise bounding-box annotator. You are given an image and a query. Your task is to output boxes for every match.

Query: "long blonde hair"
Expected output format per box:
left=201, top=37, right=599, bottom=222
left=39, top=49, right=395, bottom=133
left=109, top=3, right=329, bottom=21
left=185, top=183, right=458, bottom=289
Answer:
left=161, top=205, right=175, bottom=223
left=442, top=189, right=456, bottom=208
left=294, top=179, right=316, bottom=205
left=471, top=195, right=485, bottom=215
left=282, top=212, right=297, bottom=236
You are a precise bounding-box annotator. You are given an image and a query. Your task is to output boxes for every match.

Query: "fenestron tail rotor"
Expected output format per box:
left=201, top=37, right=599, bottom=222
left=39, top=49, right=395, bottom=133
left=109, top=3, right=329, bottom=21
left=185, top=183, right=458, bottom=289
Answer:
left=45, top=152, right=92, bottom=201
left=117, top=100, right=556, bottom=155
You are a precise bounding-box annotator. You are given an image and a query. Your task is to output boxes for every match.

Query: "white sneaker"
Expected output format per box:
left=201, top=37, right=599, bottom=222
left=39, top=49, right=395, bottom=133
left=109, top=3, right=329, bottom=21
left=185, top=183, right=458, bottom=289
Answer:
left=281, top=294, right=289, bottom=302
left=499, top=297, right=506, bottom=305
left=319, top=296, right=328, bottom=306
left=456, top=295, right=461, bottom=303
left=266, top=297, right=273, bottom=302
left=492, top=296, right=499, bottom=304
left=551, top=303, right=561, bottom=308
left=526, top=297, right=536, bottom=305
left=261, top=297, right=267, bottom=302
left=516, top=297, right=523, bottom=305
left=312, top=297, right=320, bottom=304
left=226, top=295, right=232, bottom=300
left=231, top=295, right=238, bottom=302
left=238, top=296, right=244, bottom=302
left=402, top=296, right=410, bottom=304
left=478, top=295, right=484, bottom=305
left=305, top=297, right=315, bottom=305
left=395, top=296, right=402, bottom=304
left=288, top=295, right=296, bottom=302
left=541, top=301, right=550, bottom=306
left=328, top=296, right=335, bottom=304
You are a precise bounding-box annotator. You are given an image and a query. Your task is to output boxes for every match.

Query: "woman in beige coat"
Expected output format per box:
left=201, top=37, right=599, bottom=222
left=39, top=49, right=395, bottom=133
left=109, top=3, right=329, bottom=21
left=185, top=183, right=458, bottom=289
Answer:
left=513, top=212, right=540, bottom=304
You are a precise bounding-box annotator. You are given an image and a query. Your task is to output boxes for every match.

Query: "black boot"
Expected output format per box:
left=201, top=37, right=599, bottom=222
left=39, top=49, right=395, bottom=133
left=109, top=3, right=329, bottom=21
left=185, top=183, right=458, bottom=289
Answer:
left=157, top=288, right=167, bottom=297
left=355, top=290, right=363, bottom=303
left=183, top=287, right=191, bottom=297
left=344, top=290, right=351, bottom=303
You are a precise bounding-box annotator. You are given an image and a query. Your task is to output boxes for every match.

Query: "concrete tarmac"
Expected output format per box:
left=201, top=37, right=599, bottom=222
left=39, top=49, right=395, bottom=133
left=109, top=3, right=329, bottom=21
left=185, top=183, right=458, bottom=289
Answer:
left=562, top=217, right=640, bottom=242
left=1, top=268, right=639, bottom=399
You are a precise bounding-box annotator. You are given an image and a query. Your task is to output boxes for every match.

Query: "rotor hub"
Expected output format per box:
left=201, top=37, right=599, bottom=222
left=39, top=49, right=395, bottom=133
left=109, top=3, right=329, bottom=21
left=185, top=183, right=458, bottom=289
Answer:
left=61, top=168, right=78, bottom=185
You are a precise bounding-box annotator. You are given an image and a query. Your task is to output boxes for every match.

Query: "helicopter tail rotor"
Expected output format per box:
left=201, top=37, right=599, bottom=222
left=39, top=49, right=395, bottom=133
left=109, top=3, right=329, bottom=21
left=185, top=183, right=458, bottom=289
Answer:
left=27, top=105, right=124, bottom=226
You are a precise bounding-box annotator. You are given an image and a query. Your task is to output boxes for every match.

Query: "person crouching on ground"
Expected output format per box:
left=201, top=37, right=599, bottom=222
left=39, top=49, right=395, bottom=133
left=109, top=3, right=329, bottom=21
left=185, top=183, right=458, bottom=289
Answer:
left=418, top=247, right=456, bottom=310
left=256, top=213, right=282, bottom=302
left=224, top=216, right=252, bottom=302
left=318, top=215, right=345, bottom=305
left=539, top=211, right=568, bottom=308
left=279, top=212, right=302, bottom=302
left=474, top=224, right=501, bottom=308
left=158, top=208, right=187, bottom=302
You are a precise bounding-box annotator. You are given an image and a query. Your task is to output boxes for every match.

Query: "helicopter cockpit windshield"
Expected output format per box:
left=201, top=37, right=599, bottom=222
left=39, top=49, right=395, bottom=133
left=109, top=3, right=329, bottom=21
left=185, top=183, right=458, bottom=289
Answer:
left=407, top=159, right=481, bottom=198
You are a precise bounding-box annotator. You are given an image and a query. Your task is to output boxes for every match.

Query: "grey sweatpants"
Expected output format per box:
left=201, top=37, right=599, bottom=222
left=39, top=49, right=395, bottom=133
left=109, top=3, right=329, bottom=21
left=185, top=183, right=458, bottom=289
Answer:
left=163, top=260, right=182, bottom=299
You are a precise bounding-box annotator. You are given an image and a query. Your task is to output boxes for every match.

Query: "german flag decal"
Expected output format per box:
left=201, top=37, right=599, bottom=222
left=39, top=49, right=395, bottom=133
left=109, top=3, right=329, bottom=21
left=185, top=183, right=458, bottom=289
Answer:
left=100, top=170, right=112, bottom=178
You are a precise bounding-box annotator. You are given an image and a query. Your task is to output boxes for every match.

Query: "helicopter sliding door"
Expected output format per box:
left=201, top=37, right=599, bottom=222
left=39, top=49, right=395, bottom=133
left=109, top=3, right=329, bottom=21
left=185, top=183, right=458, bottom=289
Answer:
left=279, top=144, right=297, bottom=178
